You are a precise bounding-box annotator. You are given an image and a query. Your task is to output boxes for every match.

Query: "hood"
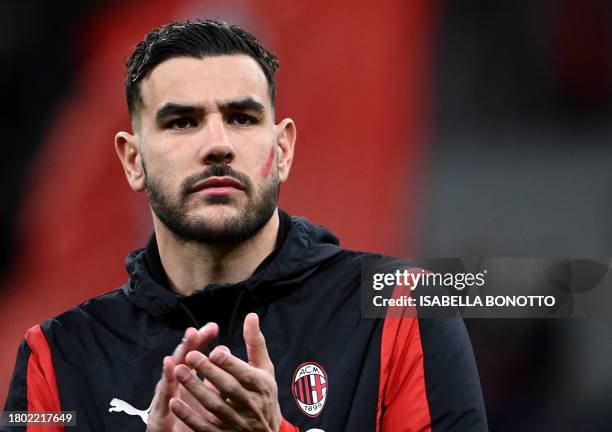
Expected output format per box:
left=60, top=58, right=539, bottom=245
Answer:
left=122, top=211, right=343, bottom=328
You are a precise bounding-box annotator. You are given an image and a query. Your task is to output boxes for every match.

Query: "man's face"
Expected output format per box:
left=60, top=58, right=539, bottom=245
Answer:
left=132, top=55, right=286, bottom=243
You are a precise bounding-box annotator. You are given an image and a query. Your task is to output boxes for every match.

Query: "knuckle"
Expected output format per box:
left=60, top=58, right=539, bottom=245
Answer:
left=193, top=423, right=213, bottom=432
left=180, top=372, right=196, bottom=388
left=237, top=422, right=252, bottom=432
left=205, top=411, right=223, bottom=426
left=262, top=380, right=277, bottom=400
left=245, top=398, right=260, bottom=414
left=175, top=409, right=191, bottom=423
left=187, top=352, right=208, bottom=369
left=209, top=398, right=227, bottom=415
left=225, top=381, right=242, bottom=397
left=254, top=370, right=271, bottom=390
left=242, top=373, right=259, bottom=390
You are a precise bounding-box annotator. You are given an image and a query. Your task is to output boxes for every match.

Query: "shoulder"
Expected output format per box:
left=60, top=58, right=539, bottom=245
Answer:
left=304, top=249, right=390, bottom=288
left=322, top=248, right=396, bottom=271
left=38, top=285, right=131, bottom=337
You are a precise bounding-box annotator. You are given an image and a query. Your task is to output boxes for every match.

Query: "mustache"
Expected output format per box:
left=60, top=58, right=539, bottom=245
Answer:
left=180, top=164, right=253, bottom=196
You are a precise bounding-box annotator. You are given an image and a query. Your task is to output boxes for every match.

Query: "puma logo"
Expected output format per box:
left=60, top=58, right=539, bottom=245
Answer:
left=108, top=396, right=316, bottom=430
left=108, top=397, right=152, bottom=424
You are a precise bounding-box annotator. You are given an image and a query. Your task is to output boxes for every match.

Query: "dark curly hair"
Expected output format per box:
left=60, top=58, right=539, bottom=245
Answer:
left=125, top=19, right=279, bottom=119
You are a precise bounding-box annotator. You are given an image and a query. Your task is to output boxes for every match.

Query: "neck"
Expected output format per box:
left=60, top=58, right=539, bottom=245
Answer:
left=153, top=209, right=280, bottom=296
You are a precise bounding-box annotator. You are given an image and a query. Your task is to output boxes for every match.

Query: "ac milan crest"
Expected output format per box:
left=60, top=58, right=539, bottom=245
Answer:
left=292, top=362, right=328, bottom=417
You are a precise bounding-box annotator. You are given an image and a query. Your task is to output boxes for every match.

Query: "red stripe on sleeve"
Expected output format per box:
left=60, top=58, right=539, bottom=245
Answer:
left=24, top=324, right=63, bottom=432
left=376, top=284, right=432, bottom=432
left=279, top=417, right=300, bottom=432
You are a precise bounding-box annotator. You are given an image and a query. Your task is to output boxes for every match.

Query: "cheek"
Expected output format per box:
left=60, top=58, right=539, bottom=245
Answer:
left=259, top=145, right=276, bottom=179
left=143, top=151, right=181, bottom=188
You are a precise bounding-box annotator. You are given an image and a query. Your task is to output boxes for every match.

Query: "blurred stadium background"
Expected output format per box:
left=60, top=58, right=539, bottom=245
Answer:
left=1, top=0, right=611, bottom=430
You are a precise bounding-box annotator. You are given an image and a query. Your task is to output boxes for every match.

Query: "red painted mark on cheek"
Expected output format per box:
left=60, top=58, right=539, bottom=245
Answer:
left=260, top=145, right=275, bottom=178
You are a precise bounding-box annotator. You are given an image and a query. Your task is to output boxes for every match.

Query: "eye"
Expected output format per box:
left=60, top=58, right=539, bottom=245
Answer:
left=167, top=117, right=196, bottom=130
left=229, top=113, right=258, bottom=126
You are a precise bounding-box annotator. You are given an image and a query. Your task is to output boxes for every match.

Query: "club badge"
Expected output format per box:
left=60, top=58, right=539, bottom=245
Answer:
left=292, top=362, right=328, bottom=417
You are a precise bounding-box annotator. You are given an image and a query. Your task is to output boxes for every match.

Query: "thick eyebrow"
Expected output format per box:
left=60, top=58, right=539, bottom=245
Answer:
left=154, top=97, right=266, bottom=123
left=220, top=97, right=266, bottom=114
left=155, top=103, right=203, bottom=122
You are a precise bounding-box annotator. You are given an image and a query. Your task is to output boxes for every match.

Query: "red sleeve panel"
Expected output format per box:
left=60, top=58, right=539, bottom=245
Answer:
left=4, top=325, right=62, bottom=432
left=376, top=280, right=488, bottom=431
left=377, top=315, right=432, bottom=432
left=377, top=308, right=488, bottom=431
left=24, top=325, right=61, bottom=412
left=279, top=417, right=300, bottom=432
left=24, top=325, right=63, bottom=432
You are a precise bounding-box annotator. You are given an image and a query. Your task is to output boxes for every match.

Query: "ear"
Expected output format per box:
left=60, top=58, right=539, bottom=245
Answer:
left=115, top=131, right=145, bottom=192
left=274, top=118, right=296, bottom=183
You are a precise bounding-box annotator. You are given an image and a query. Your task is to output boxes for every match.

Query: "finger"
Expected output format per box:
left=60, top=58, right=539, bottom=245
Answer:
left=150, top=356, right=178, bottom=418
left=172, top=327, right=193, bottom=361
left=208, top=347, right=267, bottom=392
left=169, top=397, right=225, bottom=432
left=173, top=322, right=219, bottom=364
left=177, top=384, right=225, bottom=427
left=203, top=346, right=231, bottom=394
left=174, top=364, right=247, bottom=429
left=203, top=377, right=220, bottom=394
left=207, top=345, right=231, bottom=363
left=185, top=350, right=250, bottom=404
left=216, top=345, right=232, bottom=354
left=173, top=323, right=219, bottom=362
left=243, top=313, right=273, bottom=373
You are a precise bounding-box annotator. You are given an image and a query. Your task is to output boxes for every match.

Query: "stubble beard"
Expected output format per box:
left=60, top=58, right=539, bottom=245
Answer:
left=143, top=161, right=279, bottom=245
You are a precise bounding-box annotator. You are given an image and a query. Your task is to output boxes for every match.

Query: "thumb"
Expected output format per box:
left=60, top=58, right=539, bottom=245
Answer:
left=243, top=313, right=273, bottom=373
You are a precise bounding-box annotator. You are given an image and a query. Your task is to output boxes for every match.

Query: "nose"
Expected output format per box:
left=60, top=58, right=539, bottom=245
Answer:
left=199, top=115, right=235, bottom=165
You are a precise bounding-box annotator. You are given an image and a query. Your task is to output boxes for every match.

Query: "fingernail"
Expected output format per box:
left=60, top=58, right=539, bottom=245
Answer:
left=175, top=367, right=189, bottom=380
left=199, top=322, right=212, bottom=333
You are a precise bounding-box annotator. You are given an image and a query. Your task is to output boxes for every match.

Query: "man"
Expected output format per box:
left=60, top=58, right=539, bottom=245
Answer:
left=4, top=19, right=487, bottom=431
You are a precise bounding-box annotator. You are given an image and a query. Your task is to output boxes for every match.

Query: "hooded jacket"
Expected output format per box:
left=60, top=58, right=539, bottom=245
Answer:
left=4, top=210, right=487, bottom=431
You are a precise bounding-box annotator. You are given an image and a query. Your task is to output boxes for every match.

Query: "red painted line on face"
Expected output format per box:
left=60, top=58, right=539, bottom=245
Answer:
left=260, top=145, right=275, bottom=178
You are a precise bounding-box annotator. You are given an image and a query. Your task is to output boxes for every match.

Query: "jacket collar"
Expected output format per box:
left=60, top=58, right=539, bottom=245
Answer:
left=122, top=210, right=342, bottom=319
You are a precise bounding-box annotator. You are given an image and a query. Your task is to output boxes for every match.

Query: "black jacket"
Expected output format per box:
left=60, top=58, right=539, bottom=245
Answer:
left=4, top=211, right=487, bottom=431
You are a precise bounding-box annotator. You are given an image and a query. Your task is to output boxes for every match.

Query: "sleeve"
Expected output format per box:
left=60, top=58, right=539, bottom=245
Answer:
left=3, top=325, right=63, bottom=432
left=377, top=315, right=488, bottom=432
left=279, top=417, right=300, bottom=432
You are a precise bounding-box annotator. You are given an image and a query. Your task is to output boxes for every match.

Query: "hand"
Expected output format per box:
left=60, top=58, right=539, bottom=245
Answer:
left=147, top=323, right=220, bottom=432
left=169, top=313, right=283, bottom=432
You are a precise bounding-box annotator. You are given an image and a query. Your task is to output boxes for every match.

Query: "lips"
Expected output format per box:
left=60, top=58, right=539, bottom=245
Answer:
left=189, top=176, right=245, bottom=197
